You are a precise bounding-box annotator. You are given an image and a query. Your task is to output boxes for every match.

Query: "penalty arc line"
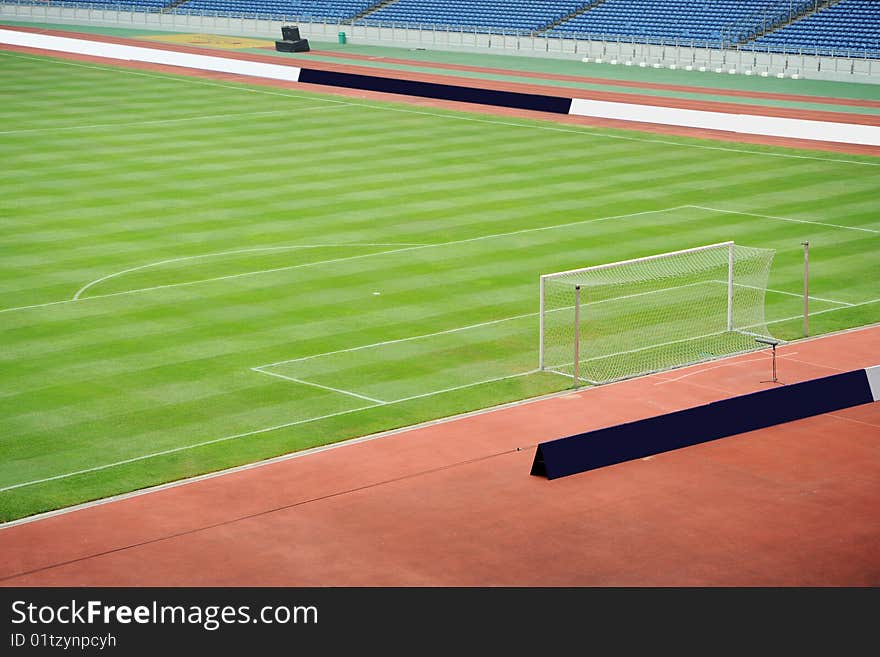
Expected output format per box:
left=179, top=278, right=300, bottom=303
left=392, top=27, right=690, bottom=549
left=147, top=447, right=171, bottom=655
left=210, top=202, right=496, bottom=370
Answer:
left=0, top=207, right=872, bottom=314
left=61, top=206, right=880, bottom=307
left=0, top=206, right=686, bottom=314
left=71, top=242, right=431, bottom=301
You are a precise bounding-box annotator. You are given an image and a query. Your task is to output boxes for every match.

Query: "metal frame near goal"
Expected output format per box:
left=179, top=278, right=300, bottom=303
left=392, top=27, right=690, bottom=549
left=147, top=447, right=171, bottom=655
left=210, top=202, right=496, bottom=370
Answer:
left=538, top=241, right=777, bottom=386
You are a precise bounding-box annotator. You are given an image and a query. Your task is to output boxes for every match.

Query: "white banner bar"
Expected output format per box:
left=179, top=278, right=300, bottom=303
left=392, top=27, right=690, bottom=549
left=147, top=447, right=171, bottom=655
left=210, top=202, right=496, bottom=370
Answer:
left=0, top=28, right=302, bottom=82
left=569, top=97, right=880, bottom=147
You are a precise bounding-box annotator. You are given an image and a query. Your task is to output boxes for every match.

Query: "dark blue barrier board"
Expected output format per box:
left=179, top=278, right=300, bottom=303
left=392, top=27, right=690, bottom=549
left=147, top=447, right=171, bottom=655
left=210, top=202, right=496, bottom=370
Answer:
left=531, top=368, right=874, bottom=479
left=297, top=68, right=574, bottom=114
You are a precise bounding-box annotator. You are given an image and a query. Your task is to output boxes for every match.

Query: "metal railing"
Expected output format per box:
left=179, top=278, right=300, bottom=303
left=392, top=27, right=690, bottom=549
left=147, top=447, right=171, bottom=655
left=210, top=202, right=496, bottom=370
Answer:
left=2, top=0, right=878, bottom=68
left=721, top=0, right=830, bottom=46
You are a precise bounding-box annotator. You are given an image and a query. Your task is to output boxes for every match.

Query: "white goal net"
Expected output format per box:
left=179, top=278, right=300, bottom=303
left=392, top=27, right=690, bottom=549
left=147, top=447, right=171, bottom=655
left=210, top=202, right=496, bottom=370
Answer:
left=539, top=241, right=777, bottom=385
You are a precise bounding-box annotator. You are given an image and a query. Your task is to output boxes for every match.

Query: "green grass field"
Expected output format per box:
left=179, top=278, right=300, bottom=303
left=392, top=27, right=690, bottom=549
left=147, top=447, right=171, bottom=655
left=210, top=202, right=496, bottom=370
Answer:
left=1, top=49, right=878, bottom=522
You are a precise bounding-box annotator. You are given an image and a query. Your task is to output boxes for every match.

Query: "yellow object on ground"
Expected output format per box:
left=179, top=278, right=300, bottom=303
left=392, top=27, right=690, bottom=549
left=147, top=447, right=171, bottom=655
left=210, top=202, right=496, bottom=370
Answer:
left=140, top=33, right=272, bottom=49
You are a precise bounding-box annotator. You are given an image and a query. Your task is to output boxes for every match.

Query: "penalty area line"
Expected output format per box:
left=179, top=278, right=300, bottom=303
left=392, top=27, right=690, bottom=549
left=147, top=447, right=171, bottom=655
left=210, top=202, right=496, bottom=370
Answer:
left=0, top=369, right=541, bottom=494
left=252, top=367, right=388, bottom=404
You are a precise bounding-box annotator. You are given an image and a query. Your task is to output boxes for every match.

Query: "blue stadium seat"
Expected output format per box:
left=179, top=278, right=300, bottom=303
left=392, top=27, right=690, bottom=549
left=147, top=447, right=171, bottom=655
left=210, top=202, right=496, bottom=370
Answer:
left=40, top=0, right=879, bottom=58
left=357, top=0, right=587, bottom=33
left=547, top=0, right=794, bottom=44
left=748, top=0, right=880, bottom=57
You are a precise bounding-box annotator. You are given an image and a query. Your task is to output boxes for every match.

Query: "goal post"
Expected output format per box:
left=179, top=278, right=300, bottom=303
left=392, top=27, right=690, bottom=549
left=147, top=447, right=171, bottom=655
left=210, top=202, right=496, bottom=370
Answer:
left=539, top=241, right=777, bottom=385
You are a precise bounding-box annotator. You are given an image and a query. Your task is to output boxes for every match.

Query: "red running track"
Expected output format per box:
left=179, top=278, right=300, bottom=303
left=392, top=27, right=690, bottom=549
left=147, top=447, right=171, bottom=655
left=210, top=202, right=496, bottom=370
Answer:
left=1, top=325, right=878, bottom=586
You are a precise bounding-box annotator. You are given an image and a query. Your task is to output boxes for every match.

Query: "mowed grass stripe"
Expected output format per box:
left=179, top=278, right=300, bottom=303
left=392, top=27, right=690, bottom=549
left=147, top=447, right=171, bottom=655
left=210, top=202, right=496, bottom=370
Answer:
left=2, top=208, right=869, bottom=402
left=2, top=205, right=873, bottom=339
left=5, top=99, right=872, bottom=290
left=1, top=53, right=878, bottom=519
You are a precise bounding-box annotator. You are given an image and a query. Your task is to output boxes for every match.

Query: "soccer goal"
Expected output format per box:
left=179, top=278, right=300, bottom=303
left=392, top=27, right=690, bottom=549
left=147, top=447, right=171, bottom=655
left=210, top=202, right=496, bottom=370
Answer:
left=539, top=241, right=777, bottom=385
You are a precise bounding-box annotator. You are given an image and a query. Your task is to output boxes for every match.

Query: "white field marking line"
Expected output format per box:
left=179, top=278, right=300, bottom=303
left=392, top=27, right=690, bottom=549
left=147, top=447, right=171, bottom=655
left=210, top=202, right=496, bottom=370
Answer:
left=778, top=355, right=848, bottom=373
left=1, top=48, right=876, bottom=486
left=251, top=367, right=388, bottom=404
left=688, top=205, right=880, bottom=235
left=737, top=329, right=776, bottom=341
left=0, top=378, right=579, bottom=529
left=558, top=327, right=728, bottom=367
left=566, top=319, right=880, bottom=387
left=55, top=197, right=880, bottom=312
left=545, top=323, right=779, bottom=374
left=707, top=277, right=854, bottom=307
left=0, top=402, right=376, bottom=494
left=325, top=95, right=880, bottom=168
left=254, top=365, right=541, bottom=406
left=257, top=278, right=709, bottom=370
left=541, top=277, right=849, bottom=375
left=570, top=342, right=790, bottom=387
left=3, top=320, right=877, bottom=515
left=257, top=310, right=541, bottom=368
left=765, top=297, right=880, bottom=325
left=726, top=281, right=854, bottom=306
left=0, top=298, right=71, bottom=315
left=653, top=351, right=801, bottom=384
left=3, top=50, right=878, bottom=168
left=290, top=96, right=880, bottom=168
left=0, top=206, right=681, bottom=315
left=2, top=66, right=876, bottom=305
left=0, top=108, right=340, bottom=136
left=827, top=413, right=880, bottom=429
left=391, top=369, right=541, bottom=404
left=0, top=368, right=539, bottom=494
left=541, top=368, right=582, bottom=382
left=72, top=242, right=429, bottom=301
